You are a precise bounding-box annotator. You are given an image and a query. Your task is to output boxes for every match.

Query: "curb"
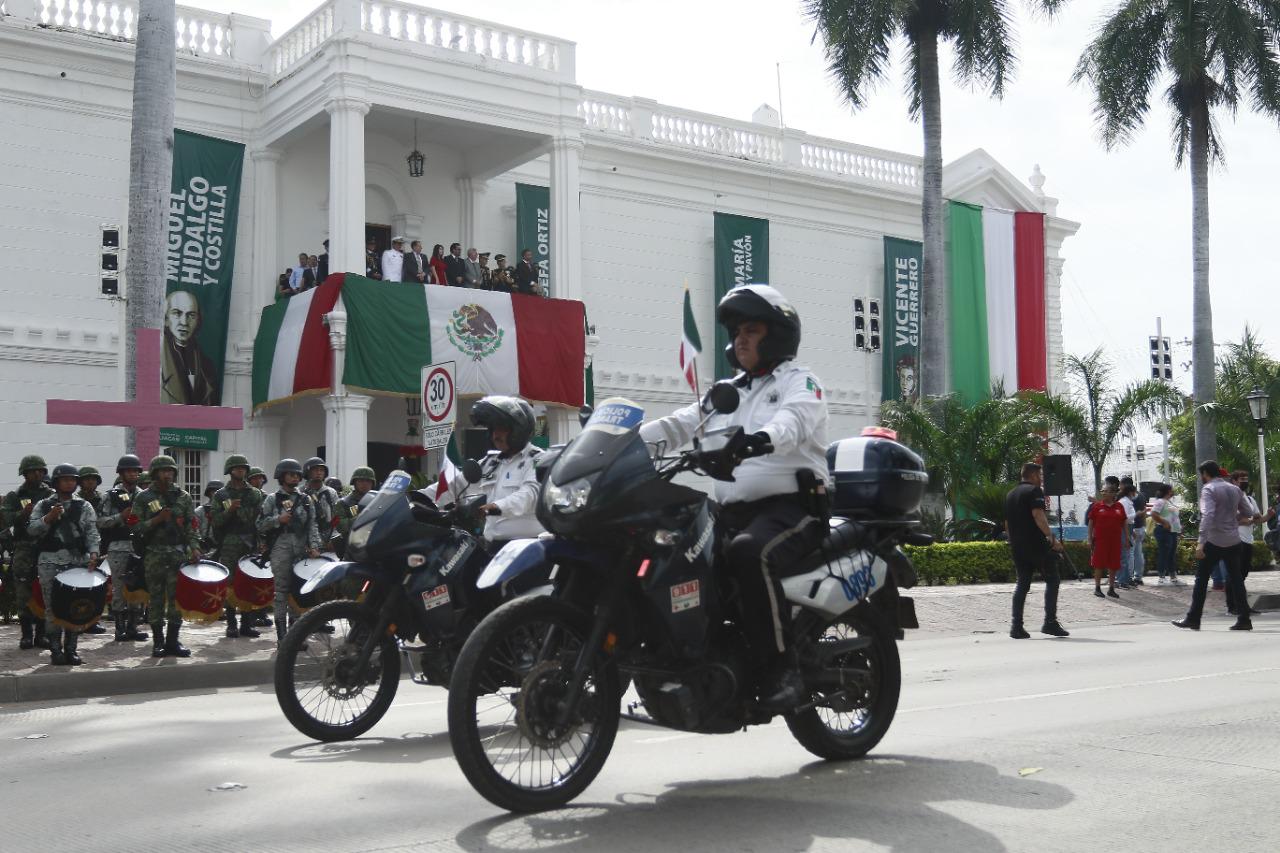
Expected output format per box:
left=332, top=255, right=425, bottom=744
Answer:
left=0, top=657, right=274, bottom=704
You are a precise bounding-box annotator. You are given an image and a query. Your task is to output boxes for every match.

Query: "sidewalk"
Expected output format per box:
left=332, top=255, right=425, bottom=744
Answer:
left=3, top=570, right=1277, bottom=703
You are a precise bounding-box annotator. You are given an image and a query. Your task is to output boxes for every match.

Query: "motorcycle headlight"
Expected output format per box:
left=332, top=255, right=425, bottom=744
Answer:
left=543, top=476, right=593, bottom=514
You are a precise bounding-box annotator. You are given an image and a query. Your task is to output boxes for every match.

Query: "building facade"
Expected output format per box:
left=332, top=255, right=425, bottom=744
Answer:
left=0, top=0, right=1079, bottom=488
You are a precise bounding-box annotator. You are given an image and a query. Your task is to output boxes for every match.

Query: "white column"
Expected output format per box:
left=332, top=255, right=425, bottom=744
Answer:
left=322, top=309, right=372, bottom=479
left=457, top=176, right=487, bottom=251
left=249, top=147, right=282, bottom=316
left=549, top=136, right=584, bottom=300
left=326, top=97, right=370, bottom=277
left=393, top=213, right=425, bottom=245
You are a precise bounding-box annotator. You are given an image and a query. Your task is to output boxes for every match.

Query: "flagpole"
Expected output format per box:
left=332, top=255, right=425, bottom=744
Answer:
left=692, top=355, right=702, bottom=403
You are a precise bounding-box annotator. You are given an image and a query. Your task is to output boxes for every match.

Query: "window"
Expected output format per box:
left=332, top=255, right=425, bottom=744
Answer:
left=166, top=448, right=206, bottom=500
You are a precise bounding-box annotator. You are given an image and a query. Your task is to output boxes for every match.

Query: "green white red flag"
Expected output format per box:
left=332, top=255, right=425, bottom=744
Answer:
left=679, top=285, right=702, bottom=393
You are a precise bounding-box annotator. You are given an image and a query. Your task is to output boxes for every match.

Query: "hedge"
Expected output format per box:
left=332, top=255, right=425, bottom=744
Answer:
left=904, top=540, right=1275, bottom=586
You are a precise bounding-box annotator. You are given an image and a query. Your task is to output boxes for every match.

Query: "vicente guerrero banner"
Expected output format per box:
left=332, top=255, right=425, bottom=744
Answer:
left=882, top=237, right=922, bottom=405
left=712, top=212, right=769, bottom=379
left=162, top=128, right=245, bottom=449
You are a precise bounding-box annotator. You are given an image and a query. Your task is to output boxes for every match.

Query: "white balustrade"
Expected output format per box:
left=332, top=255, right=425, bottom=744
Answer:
left=801, top=140, right=921, bottom=188
left=268, top=2, right=334, bottom=77
left=578, top=95, right=633, bottom=135
left=11, top=1, right=236, bottom=60
left=361, top=0, right=572, bottom=78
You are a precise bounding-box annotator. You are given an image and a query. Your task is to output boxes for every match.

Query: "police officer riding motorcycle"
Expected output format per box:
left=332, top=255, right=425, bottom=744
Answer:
left=464, top=395, right=546, bottom=556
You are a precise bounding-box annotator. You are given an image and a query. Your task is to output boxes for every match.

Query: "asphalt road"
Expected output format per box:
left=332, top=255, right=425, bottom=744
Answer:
left=4, top=617, right=1278, bottom=853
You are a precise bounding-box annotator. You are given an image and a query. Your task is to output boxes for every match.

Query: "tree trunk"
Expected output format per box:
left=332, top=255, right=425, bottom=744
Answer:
left=123, top=0, right=176, bottom=454
left=1188, top=97, right=1217, bottom=478
left=1092, top=462, right=1102, bottom=496
left=916, top=28, right=946, bottom=399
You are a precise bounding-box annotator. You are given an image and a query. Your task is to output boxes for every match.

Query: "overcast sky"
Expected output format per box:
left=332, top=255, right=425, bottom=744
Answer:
left=218, top=0, right=1277, bottom=403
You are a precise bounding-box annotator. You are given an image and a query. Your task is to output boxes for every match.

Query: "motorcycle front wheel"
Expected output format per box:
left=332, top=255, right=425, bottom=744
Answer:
left=785, top=608, right=901, bottom=760
left=447, top=595, right=620, bottom=813
left=274, top=598, right=400, bottom=742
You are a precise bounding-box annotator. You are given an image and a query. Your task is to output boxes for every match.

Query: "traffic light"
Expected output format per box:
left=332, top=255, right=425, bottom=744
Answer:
left=1149, top=336, right=1172, bottom=380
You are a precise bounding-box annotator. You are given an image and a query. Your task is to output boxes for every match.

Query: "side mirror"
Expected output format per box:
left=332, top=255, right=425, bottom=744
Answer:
left=461, top=459, right=484, bottom=484
left=578, top=405, right=594, bottom=427
left=705, top=381, right=740, bottom=415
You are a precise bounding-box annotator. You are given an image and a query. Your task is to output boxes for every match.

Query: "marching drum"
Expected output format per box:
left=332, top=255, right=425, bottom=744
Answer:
left=175, top=560, right=230, bottom=623
left=46, top=568, right=110, bottom=631
left=97, top=558, right=115, bottom=607
left=229, top=555, right=274, bottom=611
left=289, top=555, right=339, bottom=613
left=122, top=552, right=150, bottom=606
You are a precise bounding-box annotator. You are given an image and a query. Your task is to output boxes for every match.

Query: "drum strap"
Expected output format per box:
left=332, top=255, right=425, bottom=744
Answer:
left=37, top=500, right=84, bottom=554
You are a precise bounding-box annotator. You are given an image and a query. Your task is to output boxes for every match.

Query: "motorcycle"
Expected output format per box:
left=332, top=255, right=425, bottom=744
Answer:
left=274, top=462, right=510, bottom=742
left=446, top=386, right=932, bottom=812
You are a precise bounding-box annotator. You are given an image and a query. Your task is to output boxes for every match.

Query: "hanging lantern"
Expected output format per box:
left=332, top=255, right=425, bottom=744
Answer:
left=407, top=119, right=425, bottom=178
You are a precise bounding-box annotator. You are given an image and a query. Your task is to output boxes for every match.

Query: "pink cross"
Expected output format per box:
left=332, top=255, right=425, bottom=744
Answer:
left=46, top=328, right=243, bottom=463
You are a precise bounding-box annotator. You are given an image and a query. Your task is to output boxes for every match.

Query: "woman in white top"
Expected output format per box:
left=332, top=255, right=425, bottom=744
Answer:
left=1151, top=483, right=1183, bottom=584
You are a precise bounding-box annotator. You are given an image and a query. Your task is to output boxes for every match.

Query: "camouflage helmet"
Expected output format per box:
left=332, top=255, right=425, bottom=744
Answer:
left=224, top=454, right=250, bottom=475
left=18, top=454, right=47, bottom=475
left=138, top=472, right=152, bottom=488
left=350, top=466, right=376, bottom=483
left=116, top=454, right=143, bottom=473
left=248, top=466, right=266, bottom=482
left=303, top=456, right=328, bottom=478
left=204, top=480, right=225, bottom=498
left=78, top=465, right=102, bottom=485
left=148, top=455, right=179, bottom=476
left=50, top=463, right=81, bottom=483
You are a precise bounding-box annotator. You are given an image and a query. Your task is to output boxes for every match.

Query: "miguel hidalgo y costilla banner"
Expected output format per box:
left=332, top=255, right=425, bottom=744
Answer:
left=162, top=128, right=245, bottom=450
left=712, top=212, right=769, bottom=379
left=882, top=237, right=922, bottom=405
left=515, top=183, right=551, bottom=296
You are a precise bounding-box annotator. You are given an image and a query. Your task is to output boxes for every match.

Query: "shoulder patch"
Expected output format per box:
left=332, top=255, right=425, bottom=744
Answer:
left=806, top=377, right=823, bottom=399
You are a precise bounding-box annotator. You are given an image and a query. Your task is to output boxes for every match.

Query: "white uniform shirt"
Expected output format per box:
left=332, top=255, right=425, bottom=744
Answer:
left=639, top=361, right=828, bottom=505
left=381, top=249, right=404, bottom=282
left=1239, top=495, right=1259, bottom=544
left=452, top=446, right=545, bottom=541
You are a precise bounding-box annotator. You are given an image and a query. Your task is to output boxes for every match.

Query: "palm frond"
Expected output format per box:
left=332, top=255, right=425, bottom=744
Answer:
left=804, top=0, right=902, bottom=111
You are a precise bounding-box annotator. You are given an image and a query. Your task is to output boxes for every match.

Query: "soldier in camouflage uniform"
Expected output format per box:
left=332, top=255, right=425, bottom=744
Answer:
left=2, top=455, right=54, bottom=649
left=210, top=455, right=264, bottom=638
left=247, top=467, right=268, bottom=489
left=302, top=457, right=339, bottom=549
left=242, top=466, right=272, bottom=628
left=74, top=465, right=109, bottom=634
left=193, top=480, right=223, bottom=552
left=132, top=455, right=199, bottom=658
left=333, top=467, right=377, bottom=559
left=257, top=458, right=321, bottom=642
left=97, top=454, right=149, bottom=643
left=27, top=463, right=100, bottom=665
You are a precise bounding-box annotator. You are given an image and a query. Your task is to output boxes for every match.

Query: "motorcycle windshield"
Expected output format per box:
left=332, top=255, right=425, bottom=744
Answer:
left=351, top=470, right=412, bottom=532
left=552, top=398, right=648, bottom=485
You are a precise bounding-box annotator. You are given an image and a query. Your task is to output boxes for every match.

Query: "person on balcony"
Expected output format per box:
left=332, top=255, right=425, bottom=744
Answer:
left=404, top=240, right=430, bottom=284
left=445, top=242, right=467, bottom=286
left=514, top=248, right=539, bottom=296
left=464, top=248, right=483, bottom=288
left=381, top=236, right=406, bottom=283
left=430, top=244, right=448, bottom=286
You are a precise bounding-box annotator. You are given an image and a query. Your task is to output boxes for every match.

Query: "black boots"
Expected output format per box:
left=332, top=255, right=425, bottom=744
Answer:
left=19, top=615, right=34, bottom=649
left=49, top=630, right=67, bottom=666
left=225, top=609, right=261, bottom=639
left=63, top=632, right=83, bottom=666
left=34, top=619, right=51, bottom=649
left=164, top=623, right=191, bottom=658
left=1010, top=624, right=1031, bottom=639
left=152, top=623, right=167, bottom=657
left=1230, top=618, right=1253, bottom=631
left=114, top=612, right=128, bottom=642
left=1041, top=622, right=1070, bottom=637
left=756, top=649, right=805, bottom=713
left=1172, top=617, right=1200, bottom=630
left=225, top=607, right=239, bottom=639
left=124, top=614, right=148, bottom=642
left=237, top=614, right=261, bottom=639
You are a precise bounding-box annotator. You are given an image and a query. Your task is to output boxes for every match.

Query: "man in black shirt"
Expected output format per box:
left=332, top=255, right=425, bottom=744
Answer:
left=1004, top=462, right=1069, bottom=639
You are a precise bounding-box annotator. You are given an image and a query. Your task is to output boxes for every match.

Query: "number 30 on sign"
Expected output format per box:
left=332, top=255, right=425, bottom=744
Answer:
left=421, top=361, right=456, bottom=450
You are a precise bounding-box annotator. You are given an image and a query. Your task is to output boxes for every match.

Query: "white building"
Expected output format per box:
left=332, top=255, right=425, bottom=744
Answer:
left=0, top=0, right=1079, bottom=492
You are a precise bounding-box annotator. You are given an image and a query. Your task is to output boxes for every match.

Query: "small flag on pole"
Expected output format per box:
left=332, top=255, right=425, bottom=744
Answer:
left=679, top=284, right=702, bottom=393
left=435, top=434, right=462, bottom=506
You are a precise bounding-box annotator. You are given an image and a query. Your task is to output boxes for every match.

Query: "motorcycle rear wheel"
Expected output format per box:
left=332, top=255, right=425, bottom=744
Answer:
left=785, top=608, right=900, bottom=760
left=274, top=599, right=400, bottom=742
left=447, top=595, right=620, bottom=812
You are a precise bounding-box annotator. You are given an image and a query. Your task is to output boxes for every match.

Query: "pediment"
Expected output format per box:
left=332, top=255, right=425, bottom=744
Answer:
left=943, top=148, right=1044, bottom=213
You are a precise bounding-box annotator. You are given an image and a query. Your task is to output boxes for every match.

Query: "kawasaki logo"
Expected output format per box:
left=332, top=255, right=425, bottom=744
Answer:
left=683, top=521, right=714, bottom=563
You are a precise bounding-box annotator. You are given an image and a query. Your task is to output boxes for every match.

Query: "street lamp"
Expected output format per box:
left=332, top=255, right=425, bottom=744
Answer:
left=1246, top=386, right=1270, bottom=510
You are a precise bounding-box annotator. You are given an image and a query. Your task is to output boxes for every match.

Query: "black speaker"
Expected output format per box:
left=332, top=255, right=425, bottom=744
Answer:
left=1042, top=454, right=1074, bottom=496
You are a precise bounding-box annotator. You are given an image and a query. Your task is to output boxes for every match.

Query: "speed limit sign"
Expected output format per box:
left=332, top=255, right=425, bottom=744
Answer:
left=421, top=361, right=456, bottom=449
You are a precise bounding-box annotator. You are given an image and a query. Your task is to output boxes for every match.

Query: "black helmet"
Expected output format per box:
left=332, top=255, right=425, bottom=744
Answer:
left=51, top=463, right=81, bottom=484
left=472, top=396, right=535, bottom=452
left=303, top=456, right=328, bottom=478
left=274, top=458, right=304, bottom=483
left=204, top=480, right=225, bottom=498
left=116, top=454, right=143, bottom=473
left=717, top=284, right=801, bottom=371
left=324, top=476, right=343, bottom=491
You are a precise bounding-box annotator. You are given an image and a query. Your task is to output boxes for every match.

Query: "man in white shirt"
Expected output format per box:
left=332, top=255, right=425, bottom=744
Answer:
left=381, top=236, right=406, bottom=283
left=288, top=252, right=308, bottom=291
left=1228, top=470, right=1264, bottom=616
left=1115, top=482, right=1138, bottom=587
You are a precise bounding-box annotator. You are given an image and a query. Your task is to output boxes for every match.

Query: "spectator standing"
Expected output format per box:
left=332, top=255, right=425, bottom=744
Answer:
left=288, top=253, right=308, bottom=291
left=491, top=254, right=514, bottom=293
left=445, top=243, right=467, bottom=286
left=276, top=269, right=294, bottom=300
left=463, top=248, right=482, bottom=288
left=404, top=240, right=429, bottom=284
left=365, top=237, right=383, bottom=280
left=1114, top=482, right=1138, bottom=588
left=1129, top=482, right=1149, bottom=585
left=304, top=256, right=320, bottom=290
left=317, top=239, right=329, bottom=281
left=1089, top=485, right=1127, bottom=599
left=478, top=252, right=493, bottom=289
left=430, top=244, right=448, bottom=287
left=1151, top=483, right=1183, bottom=584
left=1227, top=470, right=1264, bottom=617
left=381, top=236, right=406, bottom=284
left=1174, top=461, right=1255, bottom=631
left=514, top=248, right=539, bottom=296
left=1004, top=462, right=1069, bottom=639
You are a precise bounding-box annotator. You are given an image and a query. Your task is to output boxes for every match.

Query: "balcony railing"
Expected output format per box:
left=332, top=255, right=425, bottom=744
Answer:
left=5, top=0, right=238, bottom=60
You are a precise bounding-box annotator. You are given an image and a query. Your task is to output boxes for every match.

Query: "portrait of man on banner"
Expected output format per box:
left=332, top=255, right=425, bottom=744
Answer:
left=161, top=289, right=220, bottom=406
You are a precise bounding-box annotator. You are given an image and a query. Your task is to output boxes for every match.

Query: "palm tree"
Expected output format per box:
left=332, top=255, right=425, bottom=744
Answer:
left=1033, top=349, right=1184, bottom=494
left=123, top=0, right=176, bottom=451
left=882, top=390, right=1047, bottom=514
left=805, top=0, right=1060, bottom=398
left=1073, top=1, right=1280, bottom=474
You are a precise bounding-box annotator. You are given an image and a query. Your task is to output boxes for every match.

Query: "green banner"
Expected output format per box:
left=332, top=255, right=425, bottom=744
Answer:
left=947, top=201, right=990, bottom=405
left=163, top=129, right=245, bottom=449
left=713, top=212, right=770, bottom=379
left=515, top=183, right=550, bottom=295
left=882, top=237, right=923, bottom=405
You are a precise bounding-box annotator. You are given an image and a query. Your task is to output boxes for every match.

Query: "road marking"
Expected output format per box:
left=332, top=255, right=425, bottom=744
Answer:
left=635, top=733, right=700, bottom=744
left=901, top=666, right=1280, bottom=714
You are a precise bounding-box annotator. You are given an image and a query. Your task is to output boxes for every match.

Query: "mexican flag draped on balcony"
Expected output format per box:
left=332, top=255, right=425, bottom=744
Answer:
left=252, top=274, right=587, bottom=409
